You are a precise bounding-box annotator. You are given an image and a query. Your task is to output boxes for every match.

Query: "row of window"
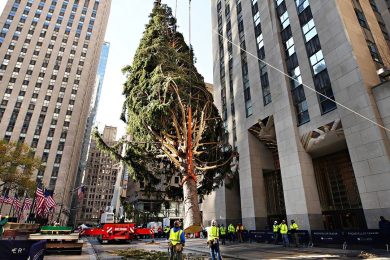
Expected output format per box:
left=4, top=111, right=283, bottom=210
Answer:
left=236, top=0, right=253, bottom=118
left=276, top=0, right=309, bottom=125
left=252, top=0, right=271, bottom=106
left=217, top=0, right=229, bottom=147
left=353, top=0, right=386, bottom=82
left=295, top=0, right=336, bottom=115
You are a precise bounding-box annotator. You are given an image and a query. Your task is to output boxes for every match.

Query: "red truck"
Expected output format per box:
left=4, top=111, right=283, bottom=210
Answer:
left=81, top=223, right=154, bottom=243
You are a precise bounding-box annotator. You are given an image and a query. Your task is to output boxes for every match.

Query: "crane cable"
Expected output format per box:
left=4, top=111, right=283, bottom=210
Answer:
left=213, top=29, right=390, bottom=134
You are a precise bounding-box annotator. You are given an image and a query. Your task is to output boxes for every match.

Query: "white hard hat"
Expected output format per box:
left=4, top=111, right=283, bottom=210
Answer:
left=274, top=221, right=278, bottom=224
left=211, top=219, right=217, bottom=226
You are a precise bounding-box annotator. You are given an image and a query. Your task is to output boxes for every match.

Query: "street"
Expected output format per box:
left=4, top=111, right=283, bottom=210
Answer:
left=43, top=237, right=390, bottom=259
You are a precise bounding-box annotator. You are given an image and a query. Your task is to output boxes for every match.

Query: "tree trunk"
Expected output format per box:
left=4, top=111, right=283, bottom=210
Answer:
left=182, top=178, right=202, bottom=233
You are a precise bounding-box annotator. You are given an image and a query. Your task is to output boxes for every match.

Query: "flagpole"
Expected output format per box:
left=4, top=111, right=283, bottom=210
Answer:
left=8, top=197, right=14, bottom=217
left=18, top=192, right=27, bottom=222
left=0, top=184, right=8, bottom=213
left=29, top=180, right=41, bottom=223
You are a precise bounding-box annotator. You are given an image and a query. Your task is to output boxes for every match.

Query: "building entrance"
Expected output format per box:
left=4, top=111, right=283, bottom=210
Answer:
left=313, top=150, right=366, bottom=229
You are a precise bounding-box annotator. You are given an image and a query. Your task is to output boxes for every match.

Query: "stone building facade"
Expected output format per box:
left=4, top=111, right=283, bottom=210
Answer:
left=0, top=0, right=111, bottom=223
left=205, top=0, right=390, bottom=230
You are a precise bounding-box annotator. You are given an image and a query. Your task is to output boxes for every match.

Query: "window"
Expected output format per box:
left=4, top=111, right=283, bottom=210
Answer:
left=309, top=50, right=326, bottom=74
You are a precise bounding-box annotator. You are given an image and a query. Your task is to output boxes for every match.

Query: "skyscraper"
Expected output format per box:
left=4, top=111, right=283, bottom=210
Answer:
left=0, top=0, right=111, bottom=223
left=207, top=0, right=390, bottom=230
left=76, top=125, right=120, bottom=224
left=70, top=41, right=109, bottom=224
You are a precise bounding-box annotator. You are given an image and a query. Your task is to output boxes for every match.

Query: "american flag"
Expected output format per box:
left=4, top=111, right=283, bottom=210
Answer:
left=35, top=186, right=45, bottom=216
left=23, top=198, right=32, bottom=210
left=77, top=185, right=86, bottom=201
left=0, top=195, right=12, bottom=204
left=44, top=190, right=56, bottom=213
left=11, top=197, right=21, bottom=209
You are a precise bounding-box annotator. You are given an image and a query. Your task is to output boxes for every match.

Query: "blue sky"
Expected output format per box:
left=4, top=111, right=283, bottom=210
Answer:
left=0, top=1, right=213, bottom=138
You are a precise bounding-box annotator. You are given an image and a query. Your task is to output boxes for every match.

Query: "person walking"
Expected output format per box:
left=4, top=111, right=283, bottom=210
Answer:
left=207, top=219, right=222, bottom=260
left=228, top=223, right=235, bottom=242
left=279, top=220, right=289, bottom=247
left=219, top=224, right=226, bottom=245
left=290, top=219, right=299, bottom=247
left=273, top=220, right=280, bottom=244
left=169, top=220, right=185, bottom=260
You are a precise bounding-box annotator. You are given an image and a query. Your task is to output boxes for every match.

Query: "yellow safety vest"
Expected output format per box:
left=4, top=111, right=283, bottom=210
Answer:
left=279, top=224, right=288, bottom=234
left=208, top=226, right=219, bottom=241
left=228, top=224, right=235, bottom=233
left=273, top=224, right=279, bottom=233
left=220, top=227, right=226, bottom=235
left=290, top=223, right=298, bottom=231
left=169, top=229, right=183, bottom=245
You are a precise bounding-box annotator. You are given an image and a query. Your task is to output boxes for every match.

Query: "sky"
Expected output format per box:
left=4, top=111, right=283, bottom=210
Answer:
left=0, top=0, right=214, bottom=138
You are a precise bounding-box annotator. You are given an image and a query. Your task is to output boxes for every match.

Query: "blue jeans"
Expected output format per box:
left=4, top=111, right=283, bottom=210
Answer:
left=282, top=234, right=289, bottom=247
left=210, top=241, right=222, bottom=260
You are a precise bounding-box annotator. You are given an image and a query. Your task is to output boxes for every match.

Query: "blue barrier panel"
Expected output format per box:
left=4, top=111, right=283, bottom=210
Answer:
left=0, top=240, right=36, bottom=260
left=344, top=230, right=382, bottom=246
left=28, top=240, right=46, bottom=260
left=249, top=230, right=274, bottom=243
left=311, top=230, right=344, bottom=245
left=290, top=230, right=310, bottom=245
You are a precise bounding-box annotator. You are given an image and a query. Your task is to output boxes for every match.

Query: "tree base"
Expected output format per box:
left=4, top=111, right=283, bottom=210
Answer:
left=183, top=179, right=202, bottom=234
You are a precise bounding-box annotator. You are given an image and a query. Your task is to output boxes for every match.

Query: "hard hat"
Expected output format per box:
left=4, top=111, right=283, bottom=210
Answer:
left=274, top=221, right=278, bottom=224
left=211, top=219, right=217, bottom=226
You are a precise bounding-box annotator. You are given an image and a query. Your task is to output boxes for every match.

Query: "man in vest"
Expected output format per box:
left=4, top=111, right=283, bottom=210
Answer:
left=219, top=224, right=226, bottom=245
left=207, top=219, right=222, bottom=260
left=169, top=220, right=185, bottom=260
left=273, top=220, right=280, bottom=244
left=228, top=223, right=235, bottom=242
left=290, top=219, right=299, bottom=247
left=279, top=219, right=289, bottom=247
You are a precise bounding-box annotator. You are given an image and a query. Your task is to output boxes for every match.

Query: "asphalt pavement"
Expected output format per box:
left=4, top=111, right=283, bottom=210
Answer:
left=43, top=237, right=390, bottom=260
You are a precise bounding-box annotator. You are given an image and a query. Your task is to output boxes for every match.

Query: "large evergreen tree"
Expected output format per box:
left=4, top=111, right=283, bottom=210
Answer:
left=94, top=1, right=236, bottom=232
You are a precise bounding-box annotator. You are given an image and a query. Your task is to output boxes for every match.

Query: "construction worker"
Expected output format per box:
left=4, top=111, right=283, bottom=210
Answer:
left=164, top=225, right=171, bottom=239
left=228, top=223, right=235, bottom=242
left=279, top=220, right=289, bottom=247
left=219, top=224, right=226, bottom=245
left=236, top=223, right=243, bottom=243
left=169, top=220, right=185, bottom=260
left=207, top=219, right=222, bottom=260
left=290, top=219, right=299, bottom=247
left=273, top=220, right=280, bottom=244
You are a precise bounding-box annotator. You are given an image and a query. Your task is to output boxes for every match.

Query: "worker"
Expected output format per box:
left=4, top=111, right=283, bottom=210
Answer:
left=273, top=220, right=280, bottom=244
left=219, top=224, right=226, bottom=245
left=228, top=223, right=235, bottom=242
left=169, top=220, right=185, bottom=260
left=236, top=223, right=243, bottom=243
left=290, top=219, right=299, bottom=247
left=164, top=225, right=171, bottom=239
left=207, top=219, right=222, bottom=260
left=279, top=220, right=289, bottom=247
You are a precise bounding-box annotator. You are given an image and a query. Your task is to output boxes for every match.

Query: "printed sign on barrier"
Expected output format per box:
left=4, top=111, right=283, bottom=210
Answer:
left=311, top=230, right=344, bottom=245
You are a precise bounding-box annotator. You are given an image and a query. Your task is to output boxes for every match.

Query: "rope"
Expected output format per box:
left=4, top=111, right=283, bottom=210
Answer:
left=213, top=30, right=390, bottom=133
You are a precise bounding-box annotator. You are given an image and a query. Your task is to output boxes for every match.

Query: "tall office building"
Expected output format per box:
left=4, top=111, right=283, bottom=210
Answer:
left=207, top=0, right=390, bottom=230
left=76, top=126, right=120, bottom=224
left=0, top=0, right=111, bottom=223
left=70, top=41, right=109, bottom=224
